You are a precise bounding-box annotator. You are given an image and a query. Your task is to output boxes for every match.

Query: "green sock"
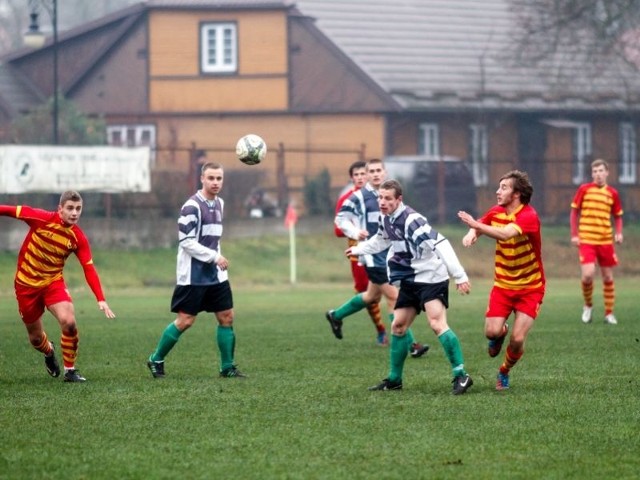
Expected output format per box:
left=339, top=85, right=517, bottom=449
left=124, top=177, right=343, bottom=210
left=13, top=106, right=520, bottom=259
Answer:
left=388, top=333, right=410, bottom=382
left=217, top=326, right=236, bottom=371
left=333, top=293, right=367, bottom=321
left=438, top=328, right=466, bottom=377
left=150, top=322, right=182, bottom=362
left=406, top=328, right=416, bottom=346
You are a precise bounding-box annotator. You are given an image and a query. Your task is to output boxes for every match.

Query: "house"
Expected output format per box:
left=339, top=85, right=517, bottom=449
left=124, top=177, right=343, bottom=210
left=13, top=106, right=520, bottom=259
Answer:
left=1, top=0, right=639, bottom=220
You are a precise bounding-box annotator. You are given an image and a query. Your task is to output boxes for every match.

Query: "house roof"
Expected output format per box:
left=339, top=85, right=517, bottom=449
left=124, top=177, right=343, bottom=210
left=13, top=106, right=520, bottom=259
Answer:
left=293, top=0, right=640, bottom=112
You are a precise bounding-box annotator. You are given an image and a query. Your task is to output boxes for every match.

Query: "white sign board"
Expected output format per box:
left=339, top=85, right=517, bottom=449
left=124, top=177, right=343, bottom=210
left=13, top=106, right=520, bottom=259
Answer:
left=0, top=145, right=151, bottom=193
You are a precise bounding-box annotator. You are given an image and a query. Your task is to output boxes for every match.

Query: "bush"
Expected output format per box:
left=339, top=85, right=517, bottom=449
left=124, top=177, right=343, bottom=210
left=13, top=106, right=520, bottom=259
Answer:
left=303, top=168, right=332, bottom=215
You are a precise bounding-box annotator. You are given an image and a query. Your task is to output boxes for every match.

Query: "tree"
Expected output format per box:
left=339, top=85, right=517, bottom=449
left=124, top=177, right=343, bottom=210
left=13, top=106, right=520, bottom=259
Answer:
left=9, top=96, right=106, bottom=145
left=508, top=0, right=640, bottom=70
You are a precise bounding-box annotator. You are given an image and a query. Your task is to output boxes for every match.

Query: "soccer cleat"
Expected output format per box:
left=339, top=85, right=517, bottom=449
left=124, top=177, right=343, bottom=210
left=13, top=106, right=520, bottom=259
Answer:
left=63, top=369, right=86, bottom=383
left=604, top=313, right=618, bottom=325
left=376, top=331, right=388, bottom=346
left=325, top=310, right=343, bottom=339
left=44, top=343, right=61, bottom=378
left=368, top=378, right=403, bottom=391
left=451, top=373, right=473, bottom=395
left=410, top=342, right=430, bottom=358
left=581, top=305, right=593, bottom=324
left=496, top=372, right=510, bottom=391
left=488, top=324, right=509, bottom=358
left=147, top=359, right=165, bottom=378
left=219, top=366, right=247, bottom=378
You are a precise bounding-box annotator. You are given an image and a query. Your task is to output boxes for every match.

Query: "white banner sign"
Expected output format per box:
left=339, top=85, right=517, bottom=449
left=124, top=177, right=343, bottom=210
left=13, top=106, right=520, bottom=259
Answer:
left=0, top=145, right=151, bottom=193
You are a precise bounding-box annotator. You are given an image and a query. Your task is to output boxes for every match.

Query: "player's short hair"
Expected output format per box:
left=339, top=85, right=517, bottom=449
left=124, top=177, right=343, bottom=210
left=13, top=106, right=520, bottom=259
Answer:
left=591, top=158, right=609, bottom=170
left=348, top=160, right=366, bottom=177
left=366, top=158, right=384, bottom=169
left=59, top=190, right=82, bottom=206
left=380, top=179, right=403, bottom=198
left=501, top=170, right=533, bottom=205
left=201, top=161, right=223, bottom=174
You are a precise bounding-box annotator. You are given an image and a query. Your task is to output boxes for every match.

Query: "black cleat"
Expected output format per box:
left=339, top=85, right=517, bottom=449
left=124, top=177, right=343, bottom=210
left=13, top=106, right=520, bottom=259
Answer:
left=410, top=342, right=430, bottom=358
left=147, top=359, right=165, bottom=378
left=63, top=369, right=86, bottom=383
left=451, top=374, right=473, bottom=395
left=325, top=310, right=343, bottom=339
left=368, top=378, right=403, bottom=391
left=219, top=366, right=247, bottom=378
left=44, top=343, right=60, bottom=378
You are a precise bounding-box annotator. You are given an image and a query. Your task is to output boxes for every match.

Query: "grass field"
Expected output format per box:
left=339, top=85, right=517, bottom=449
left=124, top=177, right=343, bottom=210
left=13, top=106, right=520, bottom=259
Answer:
left=1, top=225, right=639, bottom=479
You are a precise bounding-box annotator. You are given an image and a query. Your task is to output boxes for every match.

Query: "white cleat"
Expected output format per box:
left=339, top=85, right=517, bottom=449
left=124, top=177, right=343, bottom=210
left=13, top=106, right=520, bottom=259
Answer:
left=604, top=313, right=618, bottom=325
left=581, top=306, right=593, bottom=324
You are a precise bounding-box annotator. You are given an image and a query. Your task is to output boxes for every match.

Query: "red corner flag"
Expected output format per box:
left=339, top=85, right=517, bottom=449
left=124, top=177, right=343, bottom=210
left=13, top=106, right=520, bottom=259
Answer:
left=284, top=204, right=298, bottom=229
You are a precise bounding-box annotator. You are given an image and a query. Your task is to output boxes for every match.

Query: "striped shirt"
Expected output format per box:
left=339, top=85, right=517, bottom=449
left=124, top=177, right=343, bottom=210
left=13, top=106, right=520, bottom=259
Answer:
left=176, top=191, right=227, bottom=286
left=0, top=205, right=105, bottom=299
left=571, top=183, right=623, bottom=245
left=335, top=183, right=386, bottom=268
left=479, top=203, right=545, bottom=291
left=352, top=203, right=468, bottom=286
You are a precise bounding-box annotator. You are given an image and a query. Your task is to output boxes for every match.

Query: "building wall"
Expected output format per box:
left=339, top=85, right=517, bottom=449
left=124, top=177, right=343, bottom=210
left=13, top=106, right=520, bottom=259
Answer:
left=148, top=10, right=288, bottom=112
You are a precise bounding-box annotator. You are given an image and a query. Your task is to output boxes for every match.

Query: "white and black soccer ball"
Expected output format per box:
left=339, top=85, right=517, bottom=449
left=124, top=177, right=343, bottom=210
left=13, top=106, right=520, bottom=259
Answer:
left=236, top=134, right=267, bottom=165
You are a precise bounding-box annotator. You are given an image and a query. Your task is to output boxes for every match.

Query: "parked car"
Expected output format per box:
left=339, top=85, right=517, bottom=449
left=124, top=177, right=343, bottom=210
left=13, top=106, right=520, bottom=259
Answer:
left=384, top=155, right=476, bottom=224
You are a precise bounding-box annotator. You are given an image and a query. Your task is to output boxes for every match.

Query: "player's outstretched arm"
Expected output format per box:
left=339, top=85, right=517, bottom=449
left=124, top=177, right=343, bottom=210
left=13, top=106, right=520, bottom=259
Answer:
left=98, top=301, right=116, bottom=319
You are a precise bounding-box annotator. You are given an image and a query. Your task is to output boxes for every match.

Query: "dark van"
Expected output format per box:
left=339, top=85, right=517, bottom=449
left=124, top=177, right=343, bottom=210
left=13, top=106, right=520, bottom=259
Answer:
left=384, top=155, right=476, bottom=224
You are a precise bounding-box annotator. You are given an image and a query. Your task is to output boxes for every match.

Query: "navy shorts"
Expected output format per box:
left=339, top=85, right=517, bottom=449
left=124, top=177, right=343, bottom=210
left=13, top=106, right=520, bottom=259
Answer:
left=170, top=281, right=233, bottom=315
left=395, top=280, right=449, bottom=312
left=365, top=266, right=389, bottom=285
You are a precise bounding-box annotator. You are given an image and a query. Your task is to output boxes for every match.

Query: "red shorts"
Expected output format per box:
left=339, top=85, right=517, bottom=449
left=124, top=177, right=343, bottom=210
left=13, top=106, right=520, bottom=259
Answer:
left=15, top=279, right=72, bottom=324
left=486, top=286, right=544, bottom=320
left=579, top=243, right=618, bottom=267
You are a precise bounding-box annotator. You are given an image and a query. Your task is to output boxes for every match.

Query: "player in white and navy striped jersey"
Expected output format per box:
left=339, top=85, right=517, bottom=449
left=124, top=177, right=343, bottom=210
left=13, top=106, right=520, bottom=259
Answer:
left=147, top=161, right=245, bottom=379
left=349, top=179, right=473, bottom=394
left=327, top=159, right=429, bottom=357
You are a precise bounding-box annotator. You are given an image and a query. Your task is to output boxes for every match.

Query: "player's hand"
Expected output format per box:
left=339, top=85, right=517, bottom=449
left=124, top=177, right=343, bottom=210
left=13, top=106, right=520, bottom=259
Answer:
left=570, top=236, right=580, bottom=247
left=461, top=231, right=477, bottom=247
left=357, top=229, right=369, bottom=240
left=456, top=281, right=471, bottom=295
left=457, top=210, right=477, bottom=228
left=345, top=247, right=355, bottom=257
left=98, top=301, right=116, bottom=319
left=615, top=233, right=623, bottom=244
left=216, top=255, right=229, bottom=270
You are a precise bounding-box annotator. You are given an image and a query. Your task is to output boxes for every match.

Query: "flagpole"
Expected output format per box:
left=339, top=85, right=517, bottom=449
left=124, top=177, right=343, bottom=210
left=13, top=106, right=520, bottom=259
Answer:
left=289, top=222, right=296, bottom=284
left=284, top=203, right=298, bottom=284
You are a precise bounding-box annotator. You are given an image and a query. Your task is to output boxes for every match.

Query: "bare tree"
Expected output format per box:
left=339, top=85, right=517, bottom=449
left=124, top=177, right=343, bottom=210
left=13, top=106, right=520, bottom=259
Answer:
left=507, top=0, right=640, bottom=70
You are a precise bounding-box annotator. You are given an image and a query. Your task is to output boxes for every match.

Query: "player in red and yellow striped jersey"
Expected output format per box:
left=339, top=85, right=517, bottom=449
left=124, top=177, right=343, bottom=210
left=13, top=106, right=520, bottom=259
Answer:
left=570, top=159, right=623, bottom=325
left=458, top=170, right=545, bottom=391
left=0, top=191, right=115, bottom=382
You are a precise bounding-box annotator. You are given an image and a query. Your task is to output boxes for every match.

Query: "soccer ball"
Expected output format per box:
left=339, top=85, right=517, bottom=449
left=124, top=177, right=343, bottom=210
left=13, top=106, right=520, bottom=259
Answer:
left=236, top=134, right=267, bottom=165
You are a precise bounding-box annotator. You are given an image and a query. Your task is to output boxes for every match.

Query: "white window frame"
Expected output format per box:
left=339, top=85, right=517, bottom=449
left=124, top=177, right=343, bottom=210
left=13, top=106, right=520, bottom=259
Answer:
left=200, top=22, right=237, bottom=73
left=469, top=124, right=488, bottom=186
left=572, top=122, right=592, bottom=185
left=619, top=122, right=637, bottom=184
left=107, top=124, right=156, bottom=166
left=418, top=123, right=440, bottom=156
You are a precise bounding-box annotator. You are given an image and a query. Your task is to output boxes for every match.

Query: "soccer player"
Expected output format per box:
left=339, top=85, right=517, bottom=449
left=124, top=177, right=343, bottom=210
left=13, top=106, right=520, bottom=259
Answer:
left=334, top=160, right=387, bottom=345
left=348, top=179, right=473, bottom=394
left=326, top=158, right=429, bottom=358
left=570, top=159, right=624, bottom=325
left=0, top=191, right=116, bottom=382
left=458, top=170, right=545, bottom=391
left=147, top=161, right=244, bottom=379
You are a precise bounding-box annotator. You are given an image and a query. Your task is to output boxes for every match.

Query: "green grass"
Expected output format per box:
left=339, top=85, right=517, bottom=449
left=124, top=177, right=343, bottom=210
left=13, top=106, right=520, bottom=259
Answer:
left=1, top=226, right=639, bottom=479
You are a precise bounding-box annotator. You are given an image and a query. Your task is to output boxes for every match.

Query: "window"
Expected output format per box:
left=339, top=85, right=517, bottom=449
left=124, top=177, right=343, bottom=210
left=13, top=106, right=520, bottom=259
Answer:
left=201, top=22, right=237, bottom=73
left=469, top=124, right=488, bottom=186
left=418, top=123, right=440, bottom=156
left=572, top=123, right=592, bottom=184
left=107, top=124, right=156, bottom=165
left=619, top=122, right=637, bottom=184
